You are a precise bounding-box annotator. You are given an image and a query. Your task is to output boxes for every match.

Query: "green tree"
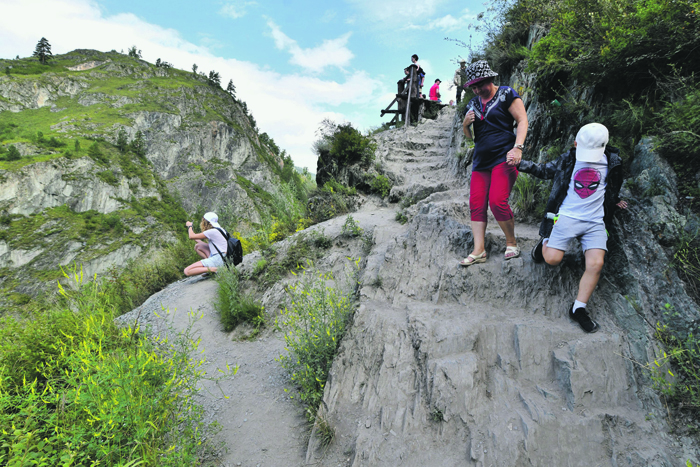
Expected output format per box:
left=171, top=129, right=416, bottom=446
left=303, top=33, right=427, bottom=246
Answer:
left=192, top=63, right=198, bottom=75
left=130, top=130, right=146, bottom=157
left=4, top=67, right=9, bottom=76
left=207, top=70, right=221, bottom=87
left=127, top=46, right=142, bottom=59
left=74, top=139, right=80, bottom=152
left=32, top=37, right=52, bottom=65
left=226, top=79, right=236, bottom=98
left=116, top=128, right=128, bottom=153
left=6, top=145, right=21, bottom=161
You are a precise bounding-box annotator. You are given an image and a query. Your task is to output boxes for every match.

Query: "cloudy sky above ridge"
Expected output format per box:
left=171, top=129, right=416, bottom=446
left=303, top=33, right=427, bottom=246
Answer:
left=0, top=0, right=484, bottom=170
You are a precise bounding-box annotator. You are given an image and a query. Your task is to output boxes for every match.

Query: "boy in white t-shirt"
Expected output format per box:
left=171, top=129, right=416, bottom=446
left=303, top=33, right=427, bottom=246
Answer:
left=517, top=123, right=628, bottom=333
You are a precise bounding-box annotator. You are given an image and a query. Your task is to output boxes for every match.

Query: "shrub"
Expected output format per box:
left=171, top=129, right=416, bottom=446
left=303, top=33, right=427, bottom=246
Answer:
left=511, top=175, right=549, bottom=220
left=5, top=145, right=20, bottom=161
left=314, top=120, right=376, bottom=167
left=102, top=235, right=199, bottom=316
left=341, top=215, right=363, bottom=238
left=650, top=320, right=700, bottom=411
left=214, top=266, right=264, bottom=332
left=0, top=273, right=227, bottom=466
left=276, top=267, right=355, bottom=421
left=370, top=174, right=392, bottom=198
left=97, top=169, right=118, bottom=186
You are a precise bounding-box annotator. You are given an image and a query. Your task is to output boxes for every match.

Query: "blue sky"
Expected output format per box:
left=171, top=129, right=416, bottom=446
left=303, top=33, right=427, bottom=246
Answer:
left=0, top=0, right=485, bottom=169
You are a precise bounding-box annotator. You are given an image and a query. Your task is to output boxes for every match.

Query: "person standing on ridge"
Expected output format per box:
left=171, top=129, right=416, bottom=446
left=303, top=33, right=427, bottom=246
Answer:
left=517, top=123, right=628, bottom=333
left=459, top=60, right=528, bottom=266
left=404, top=54, right=425, bottom=96
left=454, top=59, right=467, bottom=104
left=429, top=79, right=441, bottom=102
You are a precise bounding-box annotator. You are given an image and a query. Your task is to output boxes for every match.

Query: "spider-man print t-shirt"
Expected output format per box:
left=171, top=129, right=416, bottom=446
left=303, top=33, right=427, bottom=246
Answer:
left=558, top=154, right=608, bottom=223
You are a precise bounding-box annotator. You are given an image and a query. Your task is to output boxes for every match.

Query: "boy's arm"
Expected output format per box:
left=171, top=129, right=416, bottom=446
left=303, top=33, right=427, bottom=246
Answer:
left=517, top=157, right=560, bottom=180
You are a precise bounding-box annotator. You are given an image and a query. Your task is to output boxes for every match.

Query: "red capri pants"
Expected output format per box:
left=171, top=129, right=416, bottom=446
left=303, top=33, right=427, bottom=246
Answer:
left=469, top=161, right=518, bottom=222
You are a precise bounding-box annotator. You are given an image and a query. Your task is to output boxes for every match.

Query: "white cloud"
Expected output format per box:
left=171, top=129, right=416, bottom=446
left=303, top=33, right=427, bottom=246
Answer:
left=218, top=2, right=256, bottom=20
left=0, top=0, right=383, bottom=170
left=267, top=20, right=354, bottom=73
left=345, top=0, right=448, bottom=25
left=404, top=9, right=476, bottom=31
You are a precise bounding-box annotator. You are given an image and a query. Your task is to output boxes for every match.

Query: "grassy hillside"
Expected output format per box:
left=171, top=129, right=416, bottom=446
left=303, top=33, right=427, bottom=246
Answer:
left=0, top=48, right=315, bottom=313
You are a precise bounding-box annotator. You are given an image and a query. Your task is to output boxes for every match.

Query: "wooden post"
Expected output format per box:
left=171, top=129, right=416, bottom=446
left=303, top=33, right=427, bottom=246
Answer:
left=404, top=66, right=414, bottom=126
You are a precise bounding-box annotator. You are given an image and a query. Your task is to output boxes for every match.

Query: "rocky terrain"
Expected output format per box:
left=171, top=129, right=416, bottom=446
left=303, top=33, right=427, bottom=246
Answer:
left=0, top=50, right=290, bottom=303
left=118, top=107, right=700, bottom=466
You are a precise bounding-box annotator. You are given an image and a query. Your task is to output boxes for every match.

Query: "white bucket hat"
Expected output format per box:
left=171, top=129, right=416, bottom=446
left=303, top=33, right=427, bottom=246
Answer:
left=575, top=123, right=609, bottom=162
left=203, top=211, right=222, bottom=229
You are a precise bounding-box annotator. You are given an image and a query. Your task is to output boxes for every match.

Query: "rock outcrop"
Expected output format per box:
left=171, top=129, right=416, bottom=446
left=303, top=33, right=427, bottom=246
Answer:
left=302, top=110, right=699, bottom=466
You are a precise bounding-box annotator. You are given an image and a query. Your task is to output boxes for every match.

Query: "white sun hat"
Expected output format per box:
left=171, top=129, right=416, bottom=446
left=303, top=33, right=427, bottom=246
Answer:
left=203, top=212, right=222, bottom=229
left=575, top=123, right=609, bottom=162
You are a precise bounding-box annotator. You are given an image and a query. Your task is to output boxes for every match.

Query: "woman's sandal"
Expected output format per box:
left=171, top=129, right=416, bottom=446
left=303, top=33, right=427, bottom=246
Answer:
left=459, top=251, right=487, bottom=266
left=504, top=246, right=521, bottom=260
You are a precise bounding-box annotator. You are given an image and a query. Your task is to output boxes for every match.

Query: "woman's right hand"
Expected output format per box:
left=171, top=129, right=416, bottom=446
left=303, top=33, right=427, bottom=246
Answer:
left=463, top=110, right=475, bottom=126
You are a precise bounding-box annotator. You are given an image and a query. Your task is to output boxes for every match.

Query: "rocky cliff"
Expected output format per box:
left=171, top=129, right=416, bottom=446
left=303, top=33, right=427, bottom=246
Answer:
left=0, top=49, right=289, bottom=306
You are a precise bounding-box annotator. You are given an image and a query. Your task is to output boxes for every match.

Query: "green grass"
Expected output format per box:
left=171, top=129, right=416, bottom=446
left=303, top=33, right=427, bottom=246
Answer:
left=276, top=266, right=356, bottom=422
left=0, top=273, right=233, bottom=466
left=214, top=266, right=264, bottom=332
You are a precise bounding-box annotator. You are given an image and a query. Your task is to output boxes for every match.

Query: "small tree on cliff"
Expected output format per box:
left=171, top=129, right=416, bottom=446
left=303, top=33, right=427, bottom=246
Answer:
left=33, top=37, right=52, bottom=65
left=6, top=145, right=21, bottom=161
left=130, top=131, right=146, bottom=157
left=127, top=46, right=142, bottom=59
left=192, top=63, right=198, bottom=75
left=207, top=71, right=221, bottom=88
left=116, top=128, right=128, bottom=153
left=226, top=79, right=236, bottom=98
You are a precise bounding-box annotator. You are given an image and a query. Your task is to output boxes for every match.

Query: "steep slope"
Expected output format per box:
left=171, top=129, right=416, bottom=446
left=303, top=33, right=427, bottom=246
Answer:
left=0, top=49, right=290, bottom=305
left=118, top=108, right=699, bottom=466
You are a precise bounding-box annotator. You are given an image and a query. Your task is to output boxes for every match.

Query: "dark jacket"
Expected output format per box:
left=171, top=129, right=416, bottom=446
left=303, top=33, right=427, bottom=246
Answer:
left=518, top=146, right=624, bottom=238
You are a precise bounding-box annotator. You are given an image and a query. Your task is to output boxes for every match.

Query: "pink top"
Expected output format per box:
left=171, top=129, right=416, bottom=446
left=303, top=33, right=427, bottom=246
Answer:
left=429, top=83, right=440, bottom=101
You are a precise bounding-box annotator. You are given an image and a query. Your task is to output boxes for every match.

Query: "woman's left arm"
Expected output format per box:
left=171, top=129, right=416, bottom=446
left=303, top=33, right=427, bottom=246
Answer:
left=506, top=98, right=529, bottom=166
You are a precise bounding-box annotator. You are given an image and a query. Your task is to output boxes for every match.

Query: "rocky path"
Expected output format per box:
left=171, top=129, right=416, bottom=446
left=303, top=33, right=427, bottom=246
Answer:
left=118, top=108, right=699, bottom=466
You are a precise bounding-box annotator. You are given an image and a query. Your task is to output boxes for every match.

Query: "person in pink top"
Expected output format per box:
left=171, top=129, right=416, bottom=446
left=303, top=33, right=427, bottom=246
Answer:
left=429, top=79, right=441, bottom=101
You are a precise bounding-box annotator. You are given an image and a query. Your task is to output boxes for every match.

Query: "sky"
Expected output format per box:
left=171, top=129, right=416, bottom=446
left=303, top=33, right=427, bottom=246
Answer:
left=0, top=0, right=486, bottom=170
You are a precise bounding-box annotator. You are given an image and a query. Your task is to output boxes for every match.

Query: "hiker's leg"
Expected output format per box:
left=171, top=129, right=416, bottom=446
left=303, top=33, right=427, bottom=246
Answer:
left=542, top=241, right=565, bottom=266
left=577, top=249, right=605, bottom=303
left=470, top=169, right=491, bottom=255
left=184, top=261, right=213, bottom=276
left=489, top=162, right=518, bottom=248
left=194, top=240, right=210, bottom=259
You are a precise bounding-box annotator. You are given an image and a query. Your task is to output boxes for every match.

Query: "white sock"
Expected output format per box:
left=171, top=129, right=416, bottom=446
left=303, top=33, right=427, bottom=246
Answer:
left=573, top=300, right=587, bottom=312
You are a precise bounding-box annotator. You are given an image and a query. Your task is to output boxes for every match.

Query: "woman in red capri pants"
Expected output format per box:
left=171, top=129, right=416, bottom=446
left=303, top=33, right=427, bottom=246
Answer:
left=459, top=60, right=528, bottom=266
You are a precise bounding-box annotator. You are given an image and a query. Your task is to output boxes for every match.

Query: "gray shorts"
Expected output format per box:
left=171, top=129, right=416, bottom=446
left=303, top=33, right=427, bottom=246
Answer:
left=201, top=253, right=225, bottom=268
left=546, top=215, right=607, bottom=252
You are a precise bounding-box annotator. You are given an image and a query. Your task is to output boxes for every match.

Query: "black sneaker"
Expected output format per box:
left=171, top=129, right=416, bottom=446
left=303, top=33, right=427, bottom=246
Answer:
left=569, top=304, right=599, bottom=333
left=531, top=237, right=545, bottom=263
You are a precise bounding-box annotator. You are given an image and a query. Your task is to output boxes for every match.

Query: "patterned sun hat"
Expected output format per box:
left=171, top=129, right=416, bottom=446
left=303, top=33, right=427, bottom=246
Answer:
left=465, top=60, right=499, bottom=86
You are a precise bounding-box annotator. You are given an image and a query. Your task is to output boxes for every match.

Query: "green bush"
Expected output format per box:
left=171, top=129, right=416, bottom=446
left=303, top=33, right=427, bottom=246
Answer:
left=527, top=0, right=700, bottom=85
left=651, top=320, right=700, bottom=411
left=511, top=174, right=549, bottom=220
left=341, top=215, right=363, bottom=238
left=314, top=120, right=376, bottom=167
left=370, top=174, right=392, bottom=198
left=276, top=268, right=355, bottom=421
left=657, top=85, right=700, bottom=200
left=97, top=169, right=118, bottom=186
left=0, top=274, right=227, bottom=466
left=214, top=266, right=264, bottom=332
left=102, top=235, right=199, bottom=315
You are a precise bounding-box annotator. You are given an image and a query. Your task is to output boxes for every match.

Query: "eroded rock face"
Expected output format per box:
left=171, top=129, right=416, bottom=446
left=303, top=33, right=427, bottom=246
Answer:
left=301, top=110, right=699, bottom=466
